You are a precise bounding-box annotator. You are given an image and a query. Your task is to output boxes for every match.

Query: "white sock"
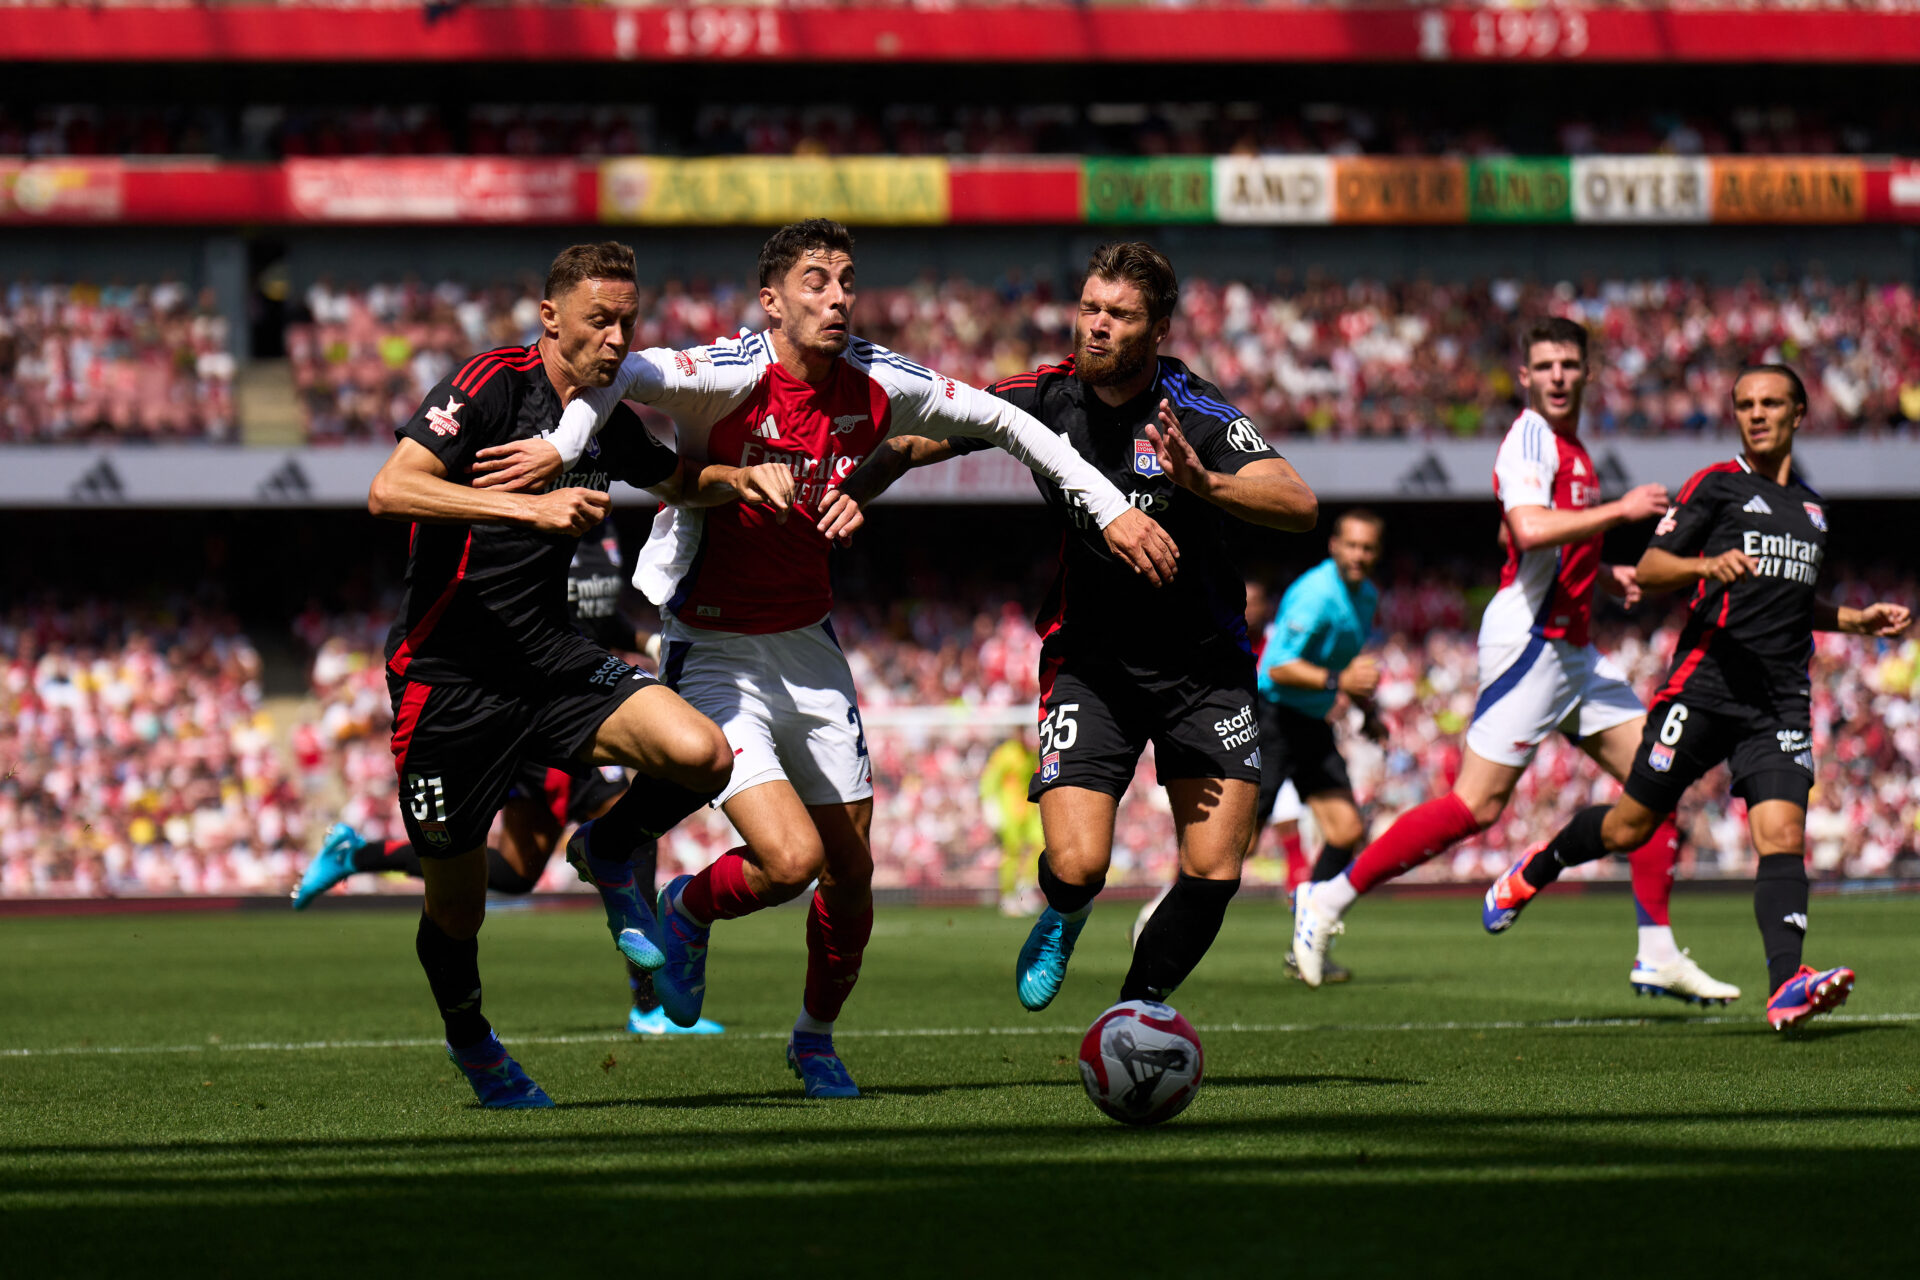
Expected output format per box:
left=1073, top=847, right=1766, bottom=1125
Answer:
left=1314, top=872, right=1359, bottom=918
left=1637, top=925, right=1681, bottom=967
left=794, top=1009, right=834, bottom=1037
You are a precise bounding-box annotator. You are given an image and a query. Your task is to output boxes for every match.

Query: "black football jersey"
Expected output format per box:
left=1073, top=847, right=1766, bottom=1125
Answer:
left=567, top=530, right=641, bottom=652
left=385, top=345, right=678, bottom=689
left=1644, top=454, right=1827, bottom=716
left=949, top=355, right=1281, bottom=666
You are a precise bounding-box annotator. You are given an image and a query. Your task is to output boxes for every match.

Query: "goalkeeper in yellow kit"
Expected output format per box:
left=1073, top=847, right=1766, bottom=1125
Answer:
left=981, top=732, right=1046, bottom=916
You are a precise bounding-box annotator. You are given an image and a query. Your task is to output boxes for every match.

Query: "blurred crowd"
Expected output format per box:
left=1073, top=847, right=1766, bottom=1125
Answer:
left=283, top=271, right=1920, bottom=446
left=6, top=573, right=1916, bottom=898
left=3, top=100, right=1915, bottom=162
left=0, top=281, right=237, bottom=443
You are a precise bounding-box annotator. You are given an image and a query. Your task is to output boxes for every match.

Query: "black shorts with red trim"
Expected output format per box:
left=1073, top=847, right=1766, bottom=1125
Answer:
left=387, top=639, right=657, bottom=856
left=1029, top=641, right=1261, bottom=802
left=507, top=761, right=629, bottom=828
left=1624, top=696, right=1813, bottom=816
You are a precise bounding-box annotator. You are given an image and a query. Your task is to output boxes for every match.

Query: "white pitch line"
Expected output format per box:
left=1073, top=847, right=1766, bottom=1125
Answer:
left=3, top=1011, right=1916, bottom=1060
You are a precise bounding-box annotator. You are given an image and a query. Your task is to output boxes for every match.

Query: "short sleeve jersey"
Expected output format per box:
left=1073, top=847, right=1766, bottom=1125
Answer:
left=1644, top=455, right=1827, bottom=716
left=384, top=346, right=677, bottom=689
left=1482, top=409, right=1603, bottom=648
left=952, top=355, right=1281, bottom=667
left=1256, top=558, right=1378, bottom=718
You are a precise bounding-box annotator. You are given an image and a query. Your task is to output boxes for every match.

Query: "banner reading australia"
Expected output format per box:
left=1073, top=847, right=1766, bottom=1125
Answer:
left=599, top=157, right=949, bottom=225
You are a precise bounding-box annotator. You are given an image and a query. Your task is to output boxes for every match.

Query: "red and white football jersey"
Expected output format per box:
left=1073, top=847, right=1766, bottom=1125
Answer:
left=1484, top=408, right=1602, bottom=648
left=548, top=331, right=1131, bottom=637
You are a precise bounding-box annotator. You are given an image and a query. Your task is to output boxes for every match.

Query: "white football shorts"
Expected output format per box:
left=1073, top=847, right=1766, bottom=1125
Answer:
left=660, top=619, right=874, bottom=808
left=1465, top=634, right=1643, bottom=769
left=1267, top=778, right=1302, bottom=825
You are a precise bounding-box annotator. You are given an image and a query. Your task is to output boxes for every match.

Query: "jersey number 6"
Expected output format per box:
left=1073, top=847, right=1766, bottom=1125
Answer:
left=1657, top=703, right=1689, bottom=747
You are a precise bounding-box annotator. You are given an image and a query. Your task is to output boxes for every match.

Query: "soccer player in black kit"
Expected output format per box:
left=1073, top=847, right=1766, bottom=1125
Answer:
left=1482, top=366, right=1910, bottom=1031
left=362, top=241, right=783, bottom=1106
left=841, top=242, right=1317, bottom=1011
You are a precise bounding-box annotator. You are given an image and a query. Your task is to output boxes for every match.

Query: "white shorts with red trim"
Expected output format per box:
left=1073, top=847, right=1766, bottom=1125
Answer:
left=661, top=619, right=874, bottom=809
left=1464, top=634, right=1643, bottom=769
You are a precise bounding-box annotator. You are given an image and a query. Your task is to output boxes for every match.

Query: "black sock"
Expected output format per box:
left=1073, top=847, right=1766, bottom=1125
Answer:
left=1121, top=874, right=1240, bottom=1002
left=588, top=775, right=715, bottom=862
left=627, top=960, right=659, bottom=1013
left=1310, top=843, right=1355, bottom=883
left=484, top=848, right=540, bottom=896
left=352, top=838, right=423, bottom=877
left=1524, top=804, right=1610, bottom=888
left=631, top=836, right=659, bottom=894
left=415, top=913, right=490, bottom=1049
left=1036, top=853, right=1104, bottom=916
left=1754, top=854, right=1810, bottom=996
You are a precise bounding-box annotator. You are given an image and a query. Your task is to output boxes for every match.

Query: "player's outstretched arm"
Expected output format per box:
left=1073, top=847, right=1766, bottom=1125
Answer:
left=1814, top=599, right=1912, bottom=636
left=1143, top=403, right=1315, bottom=531
left=814, top=436, right=958, bottom=544
left=1636, top=546, right=1756, bottom=594
left=370, top=439, right=609, bottom=536
left=1598, top=563, right=1643, bottom=609
left=1506, top=481, right=1669, bottom=553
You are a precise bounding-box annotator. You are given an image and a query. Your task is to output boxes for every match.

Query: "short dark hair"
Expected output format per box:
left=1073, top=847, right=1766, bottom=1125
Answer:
left=1734, top=363, right=1808, bottom=408
left=1519, top=316, right=1589, bottom=362
left=1335, top=507, right=1385, bottom=539
left=544, top=241, right=636, bottom=302
left=1085, top=241, right=1179, bottom=325
left=758, top=219, right=857, bottom=287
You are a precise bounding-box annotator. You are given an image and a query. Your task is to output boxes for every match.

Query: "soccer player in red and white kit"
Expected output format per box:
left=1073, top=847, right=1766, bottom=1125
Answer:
left=1291, top=317, right=1740, bottom=1004
left=1485, top=365, right=1910, bottom=1029
left=496, top=220, right=1178, bottom=1096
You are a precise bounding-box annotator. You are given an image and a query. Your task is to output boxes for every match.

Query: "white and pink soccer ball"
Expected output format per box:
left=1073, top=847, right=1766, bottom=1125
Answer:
left=1077, top=999, right=1204, bottom=1126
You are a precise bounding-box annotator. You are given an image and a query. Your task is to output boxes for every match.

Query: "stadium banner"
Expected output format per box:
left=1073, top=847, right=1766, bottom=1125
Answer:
left=1213, top=157, right=1336, bottom=225
left=1708, top=158, right=1866, bottom=224
left=1332, top=158, right=1469, bottom=224
left=1083, top=158, right=1214, bottom=224
left=285, top=159, right=587, bottom=224
left=0, top=160, right=124, bottom=223
left=948, top=160, right=1082, bottom=224
left=1467, top=158, right=1572, bottom=224
left=1866, top=159, right=1920, bottom=222
left=14, top=8, right=1920, bottom=64
left=9, top=439, right=1916, bottom=509
left=1569, top=157, right=1711, bottom=223
left=600, top=157, right=949, bottom=225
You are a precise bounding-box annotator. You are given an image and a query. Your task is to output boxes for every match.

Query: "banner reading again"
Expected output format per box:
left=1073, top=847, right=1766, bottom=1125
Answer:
left=1710, top=158, right=1864, bottom=223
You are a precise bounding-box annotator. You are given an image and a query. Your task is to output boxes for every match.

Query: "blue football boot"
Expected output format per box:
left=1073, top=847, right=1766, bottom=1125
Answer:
left=564, top=821, right=665, bottom=972
left=627, top=1006, right=726, bottom=1036
left=446, top=1032, right=553, bottom=1109
left=1016, top=906, right=1090, bottom=1011
left=652, top=874, right=712, bottom=1029
left=787, top=1031, right=860, bottom=1099
left=291, top=823, right=365, bottom=910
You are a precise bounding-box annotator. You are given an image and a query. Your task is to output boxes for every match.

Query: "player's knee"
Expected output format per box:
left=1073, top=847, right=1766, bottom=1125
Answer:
left=1459, top=792, right=1507, bottom=831
left=1321, top=808, right=1365, bottom=849
left=1602, top=808, right=1658, bottom=852
left=428, top=898, right=485, bottom=940
left=1754, top=817, right=1805, bottom=858
left=663, top=720, right=733, bottom=791
left=759, top=836, right=827, bottom=893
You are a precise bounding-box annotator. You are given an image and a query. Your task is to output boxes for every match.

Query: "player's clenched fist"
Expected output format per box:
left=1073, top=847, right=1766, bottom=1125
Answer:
left=1702, top=549, right=1757, bottom=583
left=527, top=487, right=611, bottom=535
left=816, top=489, right=865, bottom=546
left=1339, top=653, right=1381, bottom=700
left=1103, top=508, right=1180, bottom=586
left=1616, top=483, right=1671, bottom=522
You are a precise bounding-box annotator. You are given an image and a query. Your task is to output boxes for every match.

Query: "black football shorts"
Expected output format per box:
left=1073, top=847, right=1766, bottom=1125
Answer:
left=1256, top=700, right=1353, bottom=826
left=507, top=759, right=630, bottom=828
left=387, top=638, right=658, bottom=856
left=1624, top=696, right=1814, bottom=815
left=1029, top=644, right=1262, bottom=802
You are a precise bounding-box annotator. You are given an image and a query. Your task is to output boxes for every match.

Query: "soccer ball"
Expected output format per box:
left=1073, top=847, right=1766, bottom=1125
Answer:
left=1077, top=1000, right=1204, bottom=1126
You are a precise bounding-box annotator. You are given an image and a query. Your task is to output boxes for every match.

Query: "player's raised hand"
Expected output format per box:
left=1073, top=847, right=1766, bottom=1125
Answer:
left=1145, top=401, right=1208, bottom=492
left=732, top=462, right=796, bottom=523
left=473, top=437, right=564, bottom=490
left=1338, top=653, right=1381, bottom=700
left=526, top=487, right=611, bottom=536
left=1605, top=563, right=1643, bottom=609
left=816, top=488, right=866, bottom=546
left=1852, top=602, right=1913, bottom=637
left=1616, top=482, right=1672, bottom=523
left=1703, top=549, right=1757, bottom=583
left=1102, top=508, right=1179, bottom=586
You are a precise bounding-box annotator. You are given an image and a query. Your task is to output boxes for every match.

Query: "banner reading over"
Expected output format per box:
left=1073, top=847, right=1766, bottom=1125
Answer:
left=1569, top=157, right=1710, bottom=223
left=600, top=157, right=949, bottom=224
left=1332, top=158, right=1467, bottom=224
left=1083, top=158, right=1214, bottom=223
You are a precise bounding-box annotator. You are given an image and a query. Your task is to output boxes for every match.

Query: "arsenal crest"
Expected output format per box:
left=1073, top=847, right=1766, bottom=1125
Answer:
left=1803, top=502, right=1826, bottom=532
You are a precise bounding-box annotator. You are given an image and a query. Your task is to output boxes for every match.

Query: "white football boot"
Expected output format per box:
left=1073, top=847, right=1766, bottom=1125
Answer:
left=1290, top=881, right=1345, bottom=989
left=1629, top=949, right=1741, bottom=1006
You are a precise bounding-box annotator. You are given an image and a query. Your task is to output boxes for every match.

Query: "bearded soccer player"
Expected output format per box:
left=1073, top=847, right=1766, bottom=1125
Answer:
left=1483, top=365, right=1910, bottom=1030
left=490, top=220, right=1179, bottom=1097
left=1292, top=317, right=1740, bottom=1004
left=842, top=241, right=1318, bottom=1013
left=364, top=241, right=800, bottom=1106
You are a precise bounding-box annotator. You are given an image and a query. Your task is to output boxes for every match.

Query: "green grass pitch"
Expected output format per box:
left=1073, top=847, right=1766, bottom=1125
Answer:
left=4, top=893, right=1918, bottom=1277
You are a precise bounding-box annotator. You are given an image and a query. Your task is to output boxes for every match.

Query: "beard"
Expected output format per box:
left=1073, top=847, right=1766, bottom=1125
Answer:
left=1074, top=326, right=1154, bottom=388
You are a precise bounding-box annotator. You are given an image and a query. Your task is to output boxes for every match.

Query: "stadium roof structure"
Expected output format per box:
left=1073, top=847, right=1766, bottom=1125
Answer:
left=9, top=4, right=1920, bottom=65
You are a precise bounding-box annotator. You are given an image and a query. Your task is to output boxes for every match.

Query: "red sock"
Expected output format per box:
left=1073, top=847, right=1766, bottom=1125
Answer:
left=1280, top=829, right=1308, bottom=894
left=676, top=847, right=769, bottom=923
left=1346, top=793, right=1481, bottom=894
left=803, top=890, right=873, bottom=1024
left=1628, top=817, right=1679, bottom=927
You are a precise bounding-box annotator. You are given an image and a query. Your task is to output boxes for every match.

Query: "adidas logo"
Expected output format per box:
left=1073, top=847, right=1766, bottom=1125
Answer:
left=1244, top=750, right=1261, bottom=769
left=1396, top=452, right=1451, bottom=494
left=1784, top=912, right=1808, bottom=932
left=257, top=457, right=313, bottom=502
left=751, top=415, right=779, bottom=440
left=69, top=457, right=126, bottom=502
left=1743, top=495, right=1773, bottom=515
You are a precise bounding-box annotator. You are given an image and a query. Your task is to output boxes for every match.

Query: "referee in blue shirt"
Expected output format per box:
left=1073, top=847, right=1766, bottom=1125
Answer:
left=1255, top=509, right=1385, bottom=899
